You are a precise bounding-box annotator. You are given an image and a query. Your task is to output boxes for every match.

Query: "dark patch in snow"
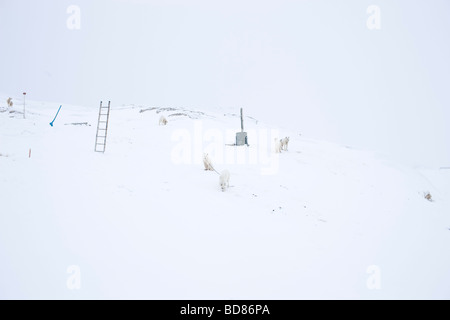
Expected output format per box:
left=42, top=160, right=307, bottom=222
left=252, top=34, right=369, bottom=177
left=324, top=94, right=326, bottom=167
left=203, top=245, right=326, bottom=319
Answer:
left=139, top=107, right=157, bottom=113
left=156, top=108, right=178, bottom=113
left=423, top=192, right=433, bottom=202
left=65, top=122, right=91, bottom=126
left=168, top=112, right=205, bottom=120
left=140, top=106, right=212, bottom=120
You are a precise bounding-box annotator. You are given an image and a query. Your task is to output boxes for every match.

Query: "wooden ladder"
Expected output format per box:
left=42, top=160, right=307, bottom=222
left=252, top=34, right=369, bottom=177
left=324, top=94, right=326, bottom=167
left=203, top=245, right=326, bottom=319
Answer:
left=94, top=101, right=111, bottom=153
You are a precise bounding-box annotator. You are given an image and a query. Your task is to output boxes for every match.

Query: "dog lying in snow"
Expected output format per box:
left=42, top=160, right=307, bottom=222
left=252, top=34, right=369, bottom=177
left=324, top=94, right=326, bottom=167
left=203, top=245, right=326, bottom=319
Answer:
left=203, top=153, right=214, bottom=171
left=220, top=170, right=230, bottom=192
left=274, top=138, right=283, bottom=153
left=281, top=137, right=289, bottom=151
left=6, top=98, right=13, bottom=107
left=159, top=115, right=168, bottom=126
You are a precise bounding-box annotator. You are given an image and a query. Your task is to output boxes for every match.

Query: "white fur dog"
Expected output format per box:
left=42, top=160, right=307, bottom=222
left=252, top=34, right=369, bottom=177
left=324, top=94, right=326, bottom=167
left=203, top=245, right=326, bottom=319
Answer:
left=6, top=98, right=13, bottom=107
left=203, top=153, right=214, bottom=171
left=159, top=115, right=168, bottom=126
left=219, top=170, right=230, bottom=192
left=281, top=137, right=290, bottom=151
left=274, top=138, right=282, bottom=153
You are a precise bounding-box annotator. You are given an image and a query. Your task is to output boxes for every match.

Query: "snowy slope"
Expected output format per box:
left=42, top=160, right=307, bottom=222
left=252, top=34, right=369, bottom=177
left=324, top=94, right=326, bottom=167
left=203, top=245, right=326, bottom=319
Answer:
left=0, top=94, right=449, bottom=299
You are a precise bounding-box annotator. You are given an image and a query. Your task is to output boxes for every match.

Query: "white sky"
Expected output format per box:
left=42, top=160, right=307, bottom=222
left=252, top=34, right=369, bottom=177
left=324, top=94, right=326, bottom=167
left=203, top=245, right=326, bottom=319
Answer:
left=1, top=0, right=449, bottom=167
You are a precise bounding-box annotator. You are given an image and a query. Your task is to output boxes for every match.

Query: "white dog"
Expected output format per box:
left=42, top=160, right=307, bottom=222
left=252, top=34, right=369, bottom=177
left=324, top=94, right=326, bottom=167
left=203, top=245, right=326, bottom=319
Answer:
left=219, top=170, right=230, bottom=192
left=203, top=153, right=214, bottom=171
left=274, top=138, right=282, bottom=153
left=281, top=137, right=289, bottom=151
left=6, top=98, right=13, bottom=107
left=159, top=115, right=168, bottom=126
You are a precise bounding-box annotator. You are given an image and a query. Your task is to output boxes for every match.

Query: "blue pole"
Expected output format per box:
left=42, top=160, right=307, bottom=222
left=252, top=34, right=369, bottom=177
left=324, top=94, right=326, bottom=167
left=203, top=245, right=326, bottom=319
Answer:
left=50, top=105, right=62, bottom=127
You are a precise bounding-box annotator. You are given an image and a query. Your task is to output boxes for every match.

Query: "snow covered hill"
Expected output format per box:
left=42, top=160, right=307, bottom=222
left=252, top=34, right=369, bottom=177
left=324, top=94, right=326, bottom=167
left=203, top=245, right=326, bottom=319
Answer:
left=0, top=94, right=449, bottom=299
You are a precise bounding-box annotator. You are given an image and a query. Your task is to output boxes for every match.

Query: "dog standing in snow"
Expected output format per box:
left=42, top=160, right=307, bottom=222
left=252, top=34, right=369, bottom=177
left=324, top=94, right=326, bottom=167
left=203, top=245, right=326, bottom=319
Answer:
left=274, top=138, right=282, bottom=153
left=159, top=115, right=168, bottom=126
left=281, top=137, right=289, bottom=151
left=220, top=170, right=230, bottom=192
left=203, top=153, right=214, bottom=171
left=6, top=98, right=13, bottom=107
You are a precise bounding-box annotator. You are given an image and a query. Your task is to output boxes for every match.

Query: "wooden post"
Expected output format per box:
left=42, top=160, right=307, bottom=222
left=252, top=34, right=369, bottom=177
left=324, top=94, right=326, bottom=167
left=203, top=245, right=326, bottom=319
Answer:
left=240, top=108, right=244, bottom=132
left=23, top=92, right=26, bottom=119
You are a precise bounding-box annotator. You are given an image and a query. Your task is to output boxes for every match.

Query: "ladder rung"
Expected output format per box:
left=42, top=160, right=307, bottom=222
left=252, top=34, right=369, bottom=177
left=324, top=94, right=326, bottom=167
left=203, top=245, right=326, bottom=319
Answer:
left=98, top=128, right=107, bottom=130
left=96, top=143, right=106, bottom=146
left=97, top=136, right=106, bottom=138
left=98, top=121, right=107, bottom=123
